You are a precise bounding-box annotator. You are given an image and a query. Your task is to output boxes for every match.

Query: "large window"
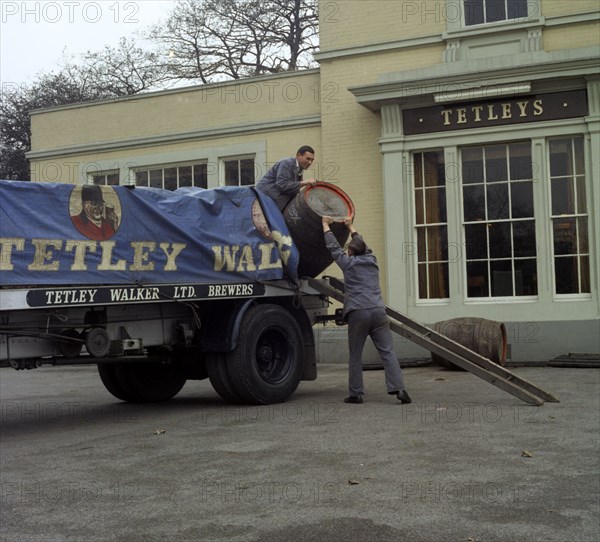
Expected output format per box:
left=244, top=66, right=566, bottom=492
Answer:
left=549, top=137, right=590, bottom=295
left=463, top=0, right=528, bottom=26
left=135, top=163, right=208, bottom=190
left=223, top=157, right=255, bottom=186
left=414, top=150, right=449, bottom=299
left=461, top=142, right=537, bottom=298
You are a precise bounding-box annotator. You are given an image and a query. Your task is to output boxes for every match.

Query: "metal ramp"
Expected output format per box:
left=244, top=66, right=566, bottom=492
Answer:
left=307, top=276, right=559, bottom=406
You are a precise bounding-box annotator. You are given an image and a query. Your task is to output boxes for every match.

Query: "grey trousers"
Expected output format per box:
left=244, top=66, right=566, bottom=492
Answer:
left=346, top=307, right=406, bottom=397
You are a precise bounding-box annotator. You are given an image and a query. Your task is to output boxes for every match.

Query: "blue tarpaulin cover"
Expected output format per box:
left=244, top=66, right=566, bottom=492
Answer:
left=0, top=180, right=299, bottom=286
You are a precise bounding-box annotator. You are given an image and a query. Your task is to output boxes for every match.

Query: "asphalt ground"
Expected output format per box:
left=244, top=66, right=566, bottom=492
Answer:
left=0, top=363, right=598, bottom=542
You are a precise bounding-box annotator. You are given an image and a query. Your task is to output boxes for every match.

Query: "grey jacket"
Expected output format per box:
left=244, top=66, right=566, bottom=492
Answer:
left=255, top=157, right=303, bottom=211
left=324, top=230, right=386, bottom=317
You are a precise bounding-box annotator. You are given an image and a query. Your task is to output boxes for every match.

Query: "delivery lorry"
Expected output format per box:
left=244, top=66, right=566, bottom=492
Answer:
left=0, top=180, right=354, bottom=405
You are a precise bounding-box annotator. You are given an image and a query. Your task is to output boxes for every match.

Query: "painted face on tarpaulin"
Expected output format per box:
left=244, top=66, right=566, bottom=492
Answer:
left=81, top=185, right=105, bottom=226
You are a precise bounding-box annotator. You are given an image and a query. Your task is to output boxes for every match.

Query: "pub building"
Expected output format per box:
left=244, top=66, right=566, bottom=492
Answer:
left=26, top=1, right=599, bottom=362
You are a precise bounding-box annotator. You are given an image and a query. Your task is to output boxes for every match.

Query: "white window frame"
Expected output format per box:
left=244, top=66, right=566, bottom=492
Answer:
left=220, top=155, right=256, bottom=187
left=547, top=135, right=591, bottom=298
left=445, top=0, right=541, bottom=33
left=89, top=170, right=120, bottom=186
left=459, top=141, right=538, bottom=300
left=134, top=162, right=209, bottom=191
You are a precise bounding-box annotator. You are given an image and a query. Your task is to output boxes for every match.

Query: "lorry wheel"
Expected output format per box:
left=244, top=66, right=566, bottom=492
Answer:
left=98, top=362, right=186, bottom=402
left=206, top=353, right=243, bottom=403
left=97, top=363, right=138, bottom=402
left=114, top=362, right=187, bottom=402
left=225, top=304, right=304, bottom=404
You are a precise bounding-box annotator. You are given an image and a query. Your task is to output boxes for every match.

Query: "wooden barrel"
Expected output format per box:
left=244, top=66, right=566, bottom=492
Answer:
left=283, top=182, right=355, bottom=278
left=432, top=317, right=507, bottom=370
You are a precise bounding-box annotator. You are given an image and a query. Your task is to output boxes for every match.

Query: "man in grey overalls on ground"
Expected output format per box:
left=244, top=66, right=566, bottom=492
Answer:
left=322, top=215, right=412, bottom=405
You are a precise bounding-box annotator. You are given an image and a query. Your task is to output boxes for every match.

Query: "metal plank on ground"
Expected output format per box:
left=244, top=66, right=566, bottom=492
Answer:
left=307, top=277, right=559, bottom=405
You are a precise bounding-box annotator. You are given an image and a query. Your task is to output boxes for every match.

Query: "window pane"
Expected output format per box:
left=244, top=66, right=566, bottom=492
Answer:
left=194, top=164, right=208, bottom=188
left=240, top=159, right=255, bottom=186
left=465, top=223, right=487, bottom=260
left=106, top=173, right=119, bottom=186
left=149, top=169, right=162, bottom=189
left=417, top=228, right=427, bottom=262
left=507, top=0, right=528, bottom=19
left=509, top=142, right=532, bottom=180
left=578, top=217, right=589, bottom=254
left=464, top=0, right=484, bottom=25
left=164, top=167, right=177, bottom=191
left=423, top=151, right=445, bottom=187
left=549, top=139, right=572, bottom=177
left=513, top=221, right=536, bottom=257
left=179, top=166, right=192, bottom=187
left=414, top=154, right=423, bottom=188
left=136, top=171, right=148, bottom=187
left=224, top=161, right=239, bottom=186
left=415, top=190, right=424, bottom=225
left=487, top=184, right=509, bottom=220
left=485, top=145, right=507, bottom=182
left=555, top=257, right=578, bottom=294
left=491, top=260, right=513, bottom=296
left=427, top=226, right=448, bottom=261
left=428, top=262, right=449, bottom=298
left=425, top=187, right=447, bottom=223
left=553, top=219, right=577, bottom=255
left=580, top=256, right=591, bottom=293
left=463, top=185, right=485, bottom=221
left=576, top=177, right=587, bottom=214
left=467, top=261, right=489, bottom=297
left=551, top=179, right=574, bottom=216
left=514, top=258, right=537, bottom=295
left=418, top=264, right=428, bottom=298
left=462, top=147, right=483, bottom=184
left=486, top=0, right=506, bottom=23
left=511, top=182, right=533, bottom=218
left=573, top=137, right=584, bottom=175
left=489, top=222, right=511, bottom=259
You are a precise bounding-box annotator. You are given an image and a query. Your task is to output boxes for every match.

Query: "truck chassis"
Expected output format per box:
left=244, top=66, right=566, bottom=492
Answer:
left=0, top=280, right=330, bottom=405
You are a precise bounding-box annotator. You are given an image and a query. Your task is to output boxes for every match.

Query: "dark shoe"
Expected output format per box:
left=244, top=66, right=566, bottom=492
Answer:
left=397, top=391, right=412, bottom=404
left=344, top=395, right=363, bottom=404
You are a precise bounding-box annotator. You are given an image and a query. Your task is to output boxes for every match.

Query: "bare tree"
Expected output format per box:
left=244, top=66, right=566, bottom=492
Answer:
left=71, top=37, right=169, bottom=95
left=148, top=0, right=319, bottom=84
left=0, top=39, right=164, bottom=181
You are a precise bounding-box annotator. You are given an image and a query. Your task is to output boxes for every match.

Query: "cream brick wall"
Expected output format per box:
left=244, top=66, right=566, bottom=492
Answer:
left=31, top=72, right=321, bottom=152
left=541, top=0, right=599, bottom=17
left=319, top=0, right=446, bottom=51
left=543, top=21, right=600, bottom=51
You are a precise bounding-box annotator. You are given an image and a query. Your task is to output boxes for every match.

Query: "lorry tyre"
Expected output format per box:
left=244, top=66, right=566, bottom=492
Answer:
left=99, top=361, right=186, bottom=402
left=206, top=353, right=243, bottom=403
left=225, top=304, right=304, bottom=404
left=97, top=363, right=138, bottom=402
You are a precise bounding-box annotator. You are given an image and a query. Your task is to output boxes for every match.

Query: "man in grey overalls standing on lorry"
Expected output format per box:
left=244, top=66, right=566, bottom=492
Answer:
left=322, top=215, right=412, bottom=405
left=256, top=145, right=318, bottom=211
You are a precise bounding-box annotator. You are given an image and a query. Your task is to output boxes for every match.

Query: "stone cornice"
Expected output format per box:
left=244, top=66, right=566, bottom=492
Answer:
left=349, top=48, right=600, bottom=111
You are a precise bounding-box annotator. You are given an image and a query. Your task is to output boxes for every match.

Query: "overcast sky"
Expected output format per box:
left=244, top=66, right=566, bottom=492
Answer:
left=1, top=0, right=176, bottom=87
